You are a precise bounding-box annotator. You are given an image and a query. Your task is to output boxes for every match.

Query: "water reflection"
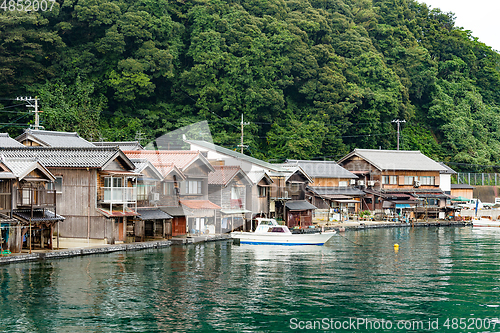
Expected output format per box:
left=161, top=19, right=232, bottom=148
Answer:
left=1, top=228, right=500, bottom=331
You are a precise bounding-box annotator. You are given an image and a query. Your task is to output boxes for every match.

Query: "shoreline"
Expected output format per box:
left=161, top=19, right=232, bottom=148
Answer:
left=0, top=222, right=472, bottom=265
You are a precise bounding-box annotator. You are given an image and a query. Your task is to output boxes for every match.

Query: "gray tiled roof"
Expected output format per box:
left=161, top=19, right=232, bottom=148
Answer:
left=339, top=149, right=448, bottom=172
left=187, top=140, right=287, bottom=172
left=0, top=133, right=24, bottom=147
left=285, top=160, right=358, bottom=179
left=16, top=129, right=95, bottom=147
left=0, top=147, right=128, bottom=168
left=438, top=162, right=457, bottom=174
left=285, top=200, right=317, bottom=210
left=93, top=141, right=144, bottom=150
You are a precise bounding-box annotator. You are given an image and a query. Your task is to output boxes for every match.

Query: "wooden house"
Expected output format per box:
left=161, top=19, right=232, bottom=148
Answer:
left=0, top=147, right=138, bottom=244
left=269, top=165, right=317, bottom=228
left=283, top=160, right=363, bottom=216
left=208, top=165, right=252, bottom=233
left=338, top=149, right=449, bottom=219
left=0, top=157, right=63, bottom=253
left=450, top=184, right=474, bottom=200
left=123, top=150, right=219, bottom=236
left=185, top=140, right=283, bottom=226
left=128, top=158, right=174, bottom=241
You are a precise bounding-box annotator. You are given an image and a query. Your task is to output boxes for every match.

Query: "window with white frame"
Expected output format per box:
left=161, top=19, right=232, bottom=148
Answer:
left=163, top=182, right=175, bottom=196
left=47, top=176, right=63, bottom=193
left=339, top=181, right=348, bottom=187
left=420, top=176, right=435, bottom=185
left=186, top=180, right=202, bottom=194
left=404, top=176, right=415, bottom=185
left=382, top=175, right=397, bottom=185
left=136, top=185, right=148, bottom=200
left=104, top=177, right=122, bottom=188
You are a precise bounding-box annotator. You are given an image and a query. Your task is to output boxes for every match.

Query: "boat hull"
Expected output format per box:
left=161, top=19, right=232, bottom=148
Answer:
left=230, top=231, right=335, bottom=246
left=472, top=219, right=500, bottom=228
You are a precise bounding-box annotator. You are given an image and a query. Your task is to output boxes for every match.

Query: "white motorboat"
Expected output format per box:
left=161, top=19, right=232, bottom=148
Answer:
left=230, top=218, right=336, bottom=245
left=472, top=218, right=500, bottom=228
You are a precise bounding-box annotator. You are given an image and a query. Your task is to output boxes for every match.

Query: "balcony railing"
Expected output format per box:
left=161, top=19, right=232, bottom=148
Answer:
left=16, top=188, right=56, bottom=208
left=101, top=187, right=137, bottom=204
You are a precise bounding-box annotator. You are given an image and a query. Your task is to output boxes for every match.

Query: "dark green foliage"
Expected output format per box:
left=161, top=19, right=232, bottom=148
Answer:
left=1, top=0, right=500, bottom=170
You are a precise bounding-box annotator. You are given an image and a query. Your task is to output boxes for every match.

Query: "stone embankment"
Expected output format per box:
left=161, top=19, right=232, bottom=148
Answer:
left=0, top=235, right=231, bottom=265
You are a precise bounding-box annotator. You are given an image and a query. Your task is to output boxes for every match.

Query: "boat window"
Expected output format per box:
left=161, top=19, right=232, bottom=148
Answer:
left=269, top=227, right=285, bottom=233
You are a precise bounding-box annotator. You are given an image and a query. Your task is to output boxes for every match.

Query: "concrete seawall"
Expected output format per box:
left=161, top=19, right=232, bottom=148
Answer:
left=0, top=235, right=231, bottom=266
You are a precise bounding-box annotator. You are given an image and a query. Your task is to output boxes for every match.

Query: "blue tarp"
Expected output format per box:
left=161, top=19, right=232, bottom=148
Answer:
left=395, top=204, right=412, bottom=208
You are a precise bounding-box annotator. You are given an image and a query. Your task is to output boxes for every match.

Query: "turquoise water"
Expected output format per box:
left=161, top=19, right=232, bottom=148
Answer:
left=1, top=227, right=500, bottom=332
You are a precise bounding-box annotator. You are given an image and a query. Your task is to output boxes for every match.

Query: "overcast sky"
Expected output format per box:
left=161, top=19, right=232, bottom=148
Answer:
left=419, top=0, right=500, bottom=51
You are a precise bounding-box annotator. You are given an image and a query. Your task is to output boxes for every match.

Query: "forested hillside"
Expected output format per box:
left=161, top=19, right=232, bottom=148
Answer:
left=1, top=0, right=500, bottom=170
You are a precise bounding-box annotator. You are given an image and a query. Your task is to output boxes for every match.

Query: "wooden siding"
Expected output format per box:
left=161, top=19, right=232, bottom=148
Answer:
left=313, top=178, right=353, bottom=187
left=48, top=168, right=103, bottom=238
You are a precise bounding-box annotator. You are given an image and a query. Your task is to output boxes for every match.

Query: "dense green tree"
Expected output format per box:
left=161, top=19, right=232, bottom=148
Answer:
left=1, top=0, right=500, bottom=170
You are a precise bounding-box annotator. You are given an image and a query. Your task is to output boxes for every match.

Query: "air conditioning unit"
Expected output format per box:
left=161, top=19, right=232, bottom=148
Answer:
left=350, top=179, right=356, bottom=185
left=413, top=180, right=421, bottom=188
left=150, top=192, right=160, bottom=201
left=367, top=180, right=375, bottom=187
left=358, top=180, right=365, bottom=186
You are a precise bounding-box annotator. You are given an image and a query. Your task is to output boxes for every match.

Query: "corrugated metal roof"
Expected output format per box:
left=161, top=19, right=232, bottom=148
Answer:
left=93, top=141, right=144, bottom=150
left=137, top=208, right=172, bottom=220
left=285, top=200, right=317, bottom=211
left=285, top=160, right=358, bottom=179
left=1, top=157, right=55, bottom=181
left=0, top=133, right=24, bottom=147
left=16, top=129, right=95, bottom=147
left=180, top=200, right=221, bottom=210
left=339, top=149, right=448, bottom=172
left=13, top=209, right=65, bottom=222
left=187, top=140, right=288, bottom=172
left=0, top=147, right=127, bottom=168
left=163, top=206, right=194, bottom=216
left=2, top=158, right=37, bottom=178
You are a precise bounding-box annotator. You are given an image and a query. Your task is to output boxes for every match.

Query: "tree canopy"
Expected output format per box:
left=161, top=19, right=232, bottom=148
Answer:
left=1, top=0, right=499, bottom=171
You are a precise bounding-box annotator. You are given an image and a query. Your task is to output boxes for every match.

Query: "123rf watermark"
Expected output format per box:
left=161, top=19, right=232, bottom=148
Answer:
left=290, top=317, right=499, bottom=331
left=1, top=0, right=56, bottom=12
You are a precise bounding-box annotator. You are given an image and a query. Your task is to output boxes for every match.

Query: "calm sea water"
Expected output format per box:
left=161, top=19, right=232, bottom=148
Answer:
left=1, top=227, right=500, bottom=332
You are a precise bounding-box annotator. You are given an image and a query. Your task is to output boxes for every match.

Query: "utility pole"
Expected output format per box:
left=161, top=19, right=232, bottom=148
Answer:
left=392, top=119, right=406, bottom=150
left=17, top=96, right=42, bottom=130
left=238, top=114, right=250, bottom=154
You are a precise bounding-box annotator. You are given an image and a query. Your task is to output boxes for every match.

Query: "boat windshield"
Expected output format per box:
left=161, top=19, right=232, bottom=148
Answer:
left=268, top=227, right=285, bottom=233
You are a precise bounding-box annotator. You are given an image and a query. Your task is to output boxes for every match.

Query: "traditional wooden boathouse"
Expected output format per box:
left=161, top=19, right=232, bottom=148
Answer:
left=0, top=156, right=63, bottom=252
left=0, top=147, right=138, bottom=243
left=338, top=149, right=449, bottom=219
left=124, top=150, right=219, bottom=236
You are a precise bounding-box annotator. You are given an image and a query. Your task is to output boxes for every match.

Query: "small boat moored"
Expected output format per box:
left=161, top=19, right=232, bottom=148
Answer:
left=230, top=218, right=335, bottom=246
left=472, top=218, right=500, bottom=228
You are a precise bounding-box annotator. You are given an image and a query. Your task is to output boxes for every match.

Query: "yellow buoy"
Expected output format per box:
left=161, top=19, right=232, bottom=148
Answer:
left=394, top=243, right=399, bottom=252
